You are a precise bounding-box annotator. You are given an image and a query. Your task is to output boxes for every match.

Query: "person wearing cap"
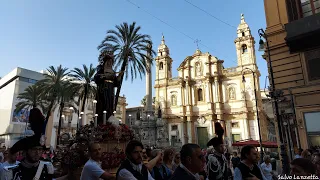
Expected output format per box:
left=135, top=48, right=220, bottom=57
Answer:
left=206, top=137, right=229, bottom=180
left=10, top=135, right=54, bottom=180
left=0, top=148, right=20, bottom=180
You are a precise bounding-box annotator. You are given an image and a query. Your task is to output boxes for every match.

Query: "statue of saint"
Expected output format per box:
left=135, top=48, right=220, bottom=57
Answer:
left=196, top=62, right=202, bottom=76
left=229, top=87, right=236, bottom=100
left=94, top=53, right=124, bottom=124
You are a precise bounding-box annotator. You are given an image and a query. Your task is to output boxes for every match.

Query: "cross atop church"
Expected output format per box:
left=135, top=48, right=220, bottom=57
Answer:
left=194, top=39, right=201, bottom=49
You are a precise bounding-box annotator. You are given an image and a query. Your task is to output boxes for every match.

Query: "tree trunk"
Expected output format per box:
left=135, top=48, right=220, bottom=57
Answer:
left=114, top=58, right=128, bottom=112
left=57, top=102, right=64, bottom=146
left=45, top=99, right=55, bottom=121
left=81, top=85, right=88, bottom=113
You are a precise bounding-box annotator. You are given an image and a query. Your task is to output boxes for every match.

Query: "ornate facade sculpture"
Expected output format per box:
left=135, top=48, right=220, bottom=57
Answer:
left=229, top=87, right=236, bottom=100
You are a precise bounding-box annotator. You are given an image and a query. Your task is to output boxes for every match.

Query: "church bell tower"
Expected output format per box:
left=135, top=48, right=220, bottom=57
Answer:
left=155, top=35, right=172, bottom=81
left=234, top=14, right=257, bottom=69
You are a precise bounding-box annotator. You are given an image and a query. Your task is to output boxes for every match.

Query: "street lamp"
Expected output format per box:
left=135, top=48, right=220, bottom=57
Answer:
left=69, top=107, right=74, bottom=129
left=242, top=68, right=264, bottom=164
left=93, top=100, right=97, bottom=125
left=79, top=112, right=84, bottom=128
left=258, top=28, right=289, bottom=174
left=129, top=114, right=132, bottom=126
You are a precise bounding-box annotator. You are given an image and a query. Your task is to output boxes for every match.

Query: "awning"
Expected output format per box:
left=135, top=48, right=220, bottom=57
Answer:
left=232, top=140, right=278, bottom=148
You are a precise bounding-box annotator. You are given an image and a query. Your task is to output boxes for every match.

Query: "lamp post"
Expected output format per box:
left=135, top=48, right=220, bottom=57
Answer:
left=69, top=107, right=74, bottom=130
left=79, top=112, right=84, bottom=129
left=129, top=114, right=132, bottom=126
left=258, top=28, right=289, bottom=174
left=242, top=68, right=264, bottom=164
left=93, top=100, right=97, bottom=124
left=94, top=114, right=98, bottom=127
left=147, top=114, right=151, bottom=147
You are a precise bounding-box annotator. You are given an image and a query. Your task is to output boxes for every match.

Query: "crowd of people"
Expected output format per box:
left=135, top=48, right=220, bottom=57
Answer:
left=1, top=135, right=320, bottom=180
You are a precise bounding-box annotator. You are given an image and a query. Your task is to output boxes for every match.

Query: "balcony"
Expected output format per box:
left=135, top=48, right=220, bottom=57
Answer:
left=285, top=1, right=320, bottom=53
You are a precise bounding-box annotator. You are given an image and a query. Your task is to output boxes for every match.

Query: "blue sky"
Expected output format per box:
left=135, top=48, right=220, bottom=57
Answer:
left=0, top=0, right=267, bottom=107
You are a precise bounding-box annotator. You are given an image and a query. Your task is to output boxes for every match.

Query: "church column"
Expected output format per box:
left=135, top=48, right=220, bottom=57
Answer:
left=205, top=82, right=210, bottom=103
left=187, top=119, right=192, bottom=143
left=191, top=120, right=196, bottom=143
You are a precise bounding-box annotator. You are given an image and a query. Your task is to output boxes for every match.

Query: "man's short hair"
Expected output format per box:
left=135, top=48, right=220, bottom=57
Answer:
left=88, top=142, right=99, bottom=153
left=180, top=143, right=200, bottom=164
left=291, top=158, right=316, bottom=175
left=125, top=140, right=144, bottom=155
left=240, top=145, right=255, bottom=160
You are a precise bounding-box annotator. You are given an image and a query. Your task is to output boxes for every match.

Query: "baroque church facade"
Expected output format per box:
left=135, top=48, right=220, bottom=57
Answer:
left=154, top=15, right=268, bottom=148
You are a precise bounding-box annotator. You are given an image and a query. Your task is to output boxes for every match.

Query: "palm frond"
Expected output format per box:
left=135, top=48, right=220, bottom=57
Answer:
left=97, top=22, right=155, bottom=82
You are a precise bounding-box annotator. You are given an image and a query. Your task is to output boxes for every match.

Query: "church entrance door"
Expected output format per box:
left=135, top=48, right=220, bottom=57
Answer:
left=197, top=127, right=208, bottom=149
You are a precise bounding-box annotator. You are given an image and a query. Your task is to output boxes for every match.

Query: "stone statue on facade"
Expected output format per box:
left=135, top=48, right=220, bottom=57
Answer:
left=229, top=87, right=236, bottom=100
left=196, top=62, right=202, bottom=76
left=94, top=52, right=124, bottom=124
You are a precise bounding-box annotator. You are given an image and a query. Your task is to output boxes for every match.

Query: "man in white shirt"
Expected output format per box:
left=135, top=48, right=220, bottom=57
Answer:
left=116, top=140, right=154, bottom=180
left=80, top=143, right=114, bottom=180
left=0, top=149, right=20, bottom=180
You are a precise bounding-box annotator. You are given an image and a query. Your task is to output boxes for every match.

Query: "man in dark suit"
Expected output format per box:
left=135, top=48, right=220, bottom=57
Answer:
left=170, top=144, right=205, bottom=180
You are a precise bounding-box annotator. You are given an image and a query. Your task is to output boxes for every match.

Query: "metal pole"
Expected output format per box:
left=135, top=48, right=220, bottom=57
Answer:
left=259, top=28, right=289, bottom=174
left=242, top=68, right=264, bottom=164
left=252, top=72, right=264, bottom=164
left=288, top=88, right=301, bottom=149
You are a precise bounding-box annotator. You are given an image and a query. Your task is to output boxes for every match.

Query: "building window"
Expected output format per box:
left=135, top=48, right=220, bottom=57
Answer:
left=159, top=62, right=164, bottom=70
left=171, top=125, right=178, bottom=131
left=197, top=89, right=203, bottom=101
left=19, top=77, right=38, bottom=84
left=286, top=0, right=320, bottom=21
left=242, top=32, right=245, bottom=37
left=232, top=134, right=241, bottom=142
left=242, top=44, right=248, bottom=53
left=305, top=49, right=320, bottom=81
left=232, top=122, right=240, bottom=128
left=304, top=111, right=320, bottom=147
left=171, top=95, right=177, bottom=106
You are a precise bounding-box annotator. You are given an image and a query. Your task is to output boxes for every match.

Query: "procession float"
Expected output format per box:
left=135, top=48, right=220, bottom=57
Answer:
left=53, top=52, right=134, bottom=179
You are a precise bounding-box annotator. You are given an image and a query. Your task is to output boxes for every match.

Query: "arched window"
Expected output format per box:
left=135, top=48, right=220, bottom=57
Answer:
left=159, top=62, right=163, bottom=70
left=242, top=32, right=245, bottom=37
left=198, top=89, right=203, bottom=101
left=242, top=44, right=248, bottom=54
left=171, top=95, right=177, bottom=106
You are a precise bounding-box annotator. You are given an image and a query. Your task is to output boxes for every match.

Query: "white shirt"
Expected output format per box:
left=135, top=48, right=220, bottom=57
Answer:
left=80, top=159, right=105, bottom=180
left=0, top=161, right=20, bottom=180
left=260, top=162, right=272, bottom=180
left=117, top=163, right=154, bottom=180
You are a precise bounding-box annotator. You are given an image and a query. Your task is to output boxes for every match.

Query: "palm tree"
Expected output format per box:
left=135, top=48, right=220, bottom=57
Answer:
left=70, top=64, right=96, bottom=114
left=97, top=22, right=156, bottom=110
left=37, top=65, right=70, bottom=122
left=56, top=82, right=78, bottom=145
left=15, top=84, right=47, bottom=113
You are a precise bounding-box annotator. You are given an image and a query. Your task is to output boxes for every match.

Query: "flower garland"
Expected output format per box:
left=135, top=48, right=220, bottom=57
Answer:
left=53, top=122, right=134, bottom=173
left=77, top=122, right=134, bottom=142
